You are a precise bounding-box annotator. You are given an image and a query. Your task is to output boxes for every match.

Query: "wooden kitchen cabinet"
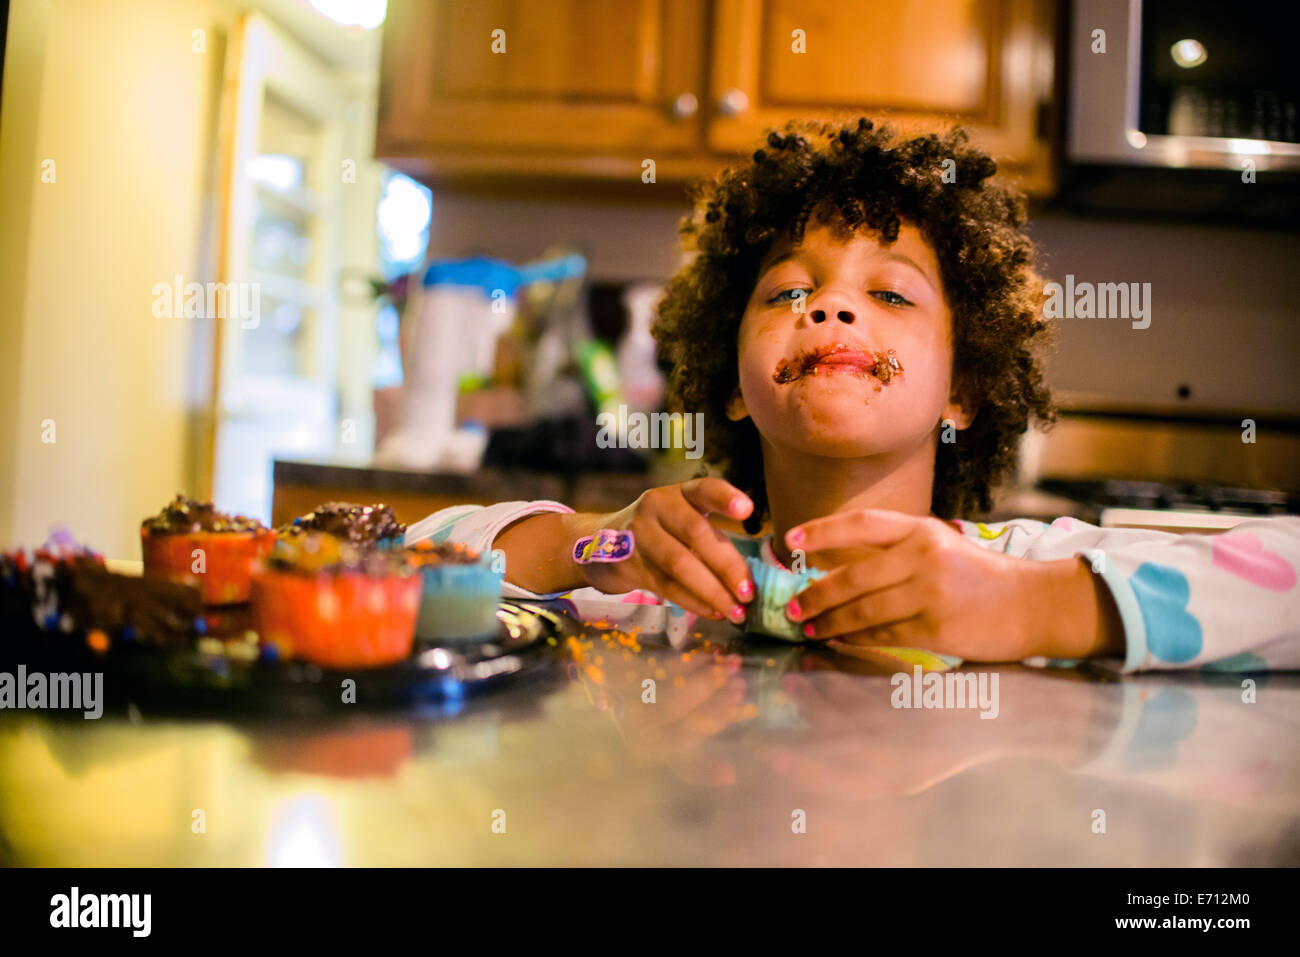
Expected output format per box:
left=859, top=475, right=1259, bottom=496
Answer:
left=377, top=0, right=1058, bottom=193
left=708, top=0, right=1057, bottom=192
left=377, top=0, right=710, bottom=165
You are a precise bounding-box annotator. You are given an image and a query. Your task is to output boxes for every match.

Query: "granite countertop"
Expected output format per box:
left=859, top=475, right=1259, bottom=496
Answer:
left=1, top=613, right=1294, bottom=866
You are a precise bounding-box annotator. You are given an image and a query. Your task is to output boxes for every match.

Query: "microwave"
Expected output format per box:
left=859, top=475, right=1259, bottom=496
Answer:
left=1068, top=0, right=1299, bottom=172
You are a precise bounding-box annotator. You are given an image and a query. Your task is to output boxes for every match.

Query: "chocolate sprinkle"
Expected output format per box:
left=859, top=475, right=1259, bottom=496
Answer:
left=142, top=494, right=266, bottom=535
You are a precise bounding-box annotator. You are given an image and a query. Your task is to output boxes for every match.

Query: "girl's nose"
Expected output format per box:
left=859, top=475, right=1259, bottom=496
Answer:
left=806, top=287, right=858, bottom=324
left=809, top=302, right=856, bottom=324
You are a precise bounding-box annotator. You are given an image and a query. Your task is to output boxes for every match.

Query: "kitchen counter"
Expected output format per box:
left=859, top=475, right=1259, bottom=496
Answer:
left=272, top=459, right=663, bottom=529
left=2, top=614, right=1296, bottom=866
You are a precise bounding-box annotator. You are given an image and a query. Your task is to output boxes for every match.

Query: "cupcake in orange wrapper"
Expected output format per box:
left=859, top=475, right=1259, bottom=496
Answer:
left=141, top=495, right=276, bottom=605
left=250, top=532, right=420, bottom=669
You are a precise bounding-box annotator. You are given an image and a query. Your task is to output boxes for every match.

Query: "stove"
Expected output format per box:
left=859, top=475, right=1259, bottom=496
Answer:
left=1036, top=478, right=1296, bottom=533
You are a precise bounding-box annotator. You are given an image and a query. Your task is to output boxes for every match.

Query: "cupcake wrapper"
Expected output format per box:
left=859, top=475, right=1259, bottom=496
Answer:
left=414, top=562, right=503, bottom=642
left=142, top=529, right=276, bottom=605
left=745, top=556, right=826, bottom=641
left=251, top=570, right=420, bottom=668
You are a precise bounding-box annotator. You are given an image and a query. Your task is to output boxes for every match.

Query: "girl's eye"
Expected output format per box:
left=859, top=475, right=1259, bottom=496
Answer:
left=768, top=287, right=810, bottom=305
left=870, top=290, right=913, bottom=307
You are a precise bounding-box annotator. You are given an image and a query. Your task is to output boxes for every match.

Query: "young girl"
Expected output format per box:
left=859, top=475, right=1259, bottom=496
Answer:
left=409, top=118, right=1300, bottom=674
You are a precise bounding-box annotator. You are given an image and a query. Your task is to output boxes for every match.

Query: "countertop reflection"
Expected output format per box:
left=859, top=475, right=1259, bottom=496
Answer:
left=1, top=616, right=1297, bottom=866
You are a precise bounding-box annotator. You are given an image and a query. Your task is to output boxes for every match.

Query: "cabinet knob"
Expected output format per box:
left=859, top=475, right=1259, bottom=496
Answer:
left=716, top=88, right=750, bottom=117
left=671, top=92, right=699, bottom=120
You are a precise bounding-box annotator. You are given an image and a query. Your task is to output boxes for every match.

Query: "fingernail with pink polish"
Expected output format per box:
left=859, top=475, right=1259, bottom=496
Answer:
left=785, top=599, right=801, bottom=620
left=737, top=579, right=753, bottom=601
left=802, top=623, right=815, bottom=638
left=729, top=604, right=746, bottom=623
left=787, top=527, right=804, bottom=547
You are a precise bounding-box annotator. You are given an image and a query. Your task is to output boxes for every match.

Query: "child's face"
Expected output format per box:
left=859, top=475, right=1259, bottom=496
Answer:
left=727, top=217, right=974, bottom=459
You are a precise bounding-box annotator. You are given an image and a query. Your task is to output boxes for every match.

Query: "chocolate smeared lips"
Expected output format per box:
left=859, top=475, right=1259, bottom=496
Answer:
left=772, top=344, right=903, bottom=384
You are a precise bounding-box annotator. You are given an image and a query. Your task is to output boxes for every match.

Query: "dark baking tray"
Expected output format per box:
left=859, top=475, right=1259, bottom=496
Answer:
left=0, top=602, right=564, bottom=717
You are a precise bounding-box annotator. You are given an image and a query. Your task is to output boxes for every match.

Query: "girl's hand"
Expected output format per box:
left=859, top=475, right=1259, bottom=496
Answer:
left=782, top=509, right=1040, bottom=662
left=579, top=478, right=756, bottom=623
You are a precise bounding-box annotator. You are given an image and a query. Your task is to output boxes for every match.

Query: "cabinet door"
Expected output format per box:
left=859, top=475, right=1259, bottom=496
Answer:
left=378, top=0, right=708, bottom=156
left=708, top=0, right=1056, bottom=189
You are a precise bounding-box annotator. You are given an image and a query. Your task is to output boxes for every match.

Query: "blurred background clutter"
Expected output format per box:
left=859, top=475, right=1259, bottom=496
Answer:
left=2, top=0, right=1298, bottom=560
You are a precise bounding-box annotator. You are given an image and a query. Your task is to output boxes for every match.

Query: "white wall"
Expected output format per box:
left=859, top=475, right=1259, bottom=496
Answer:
left=1, top=0, right=237, bottom=559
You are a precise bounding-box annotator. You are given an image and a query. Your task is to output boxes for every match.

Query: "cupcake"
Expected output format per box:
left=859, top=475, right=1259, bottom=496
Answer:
left=141, top=495, right=276, bottom=605
left=278, top=502, right=405, bottom=551
left=405, top=540, right=503, bottom=642
left=743, top=556, right=826, bottom=641
left=250, top=532, right=420, bottom=669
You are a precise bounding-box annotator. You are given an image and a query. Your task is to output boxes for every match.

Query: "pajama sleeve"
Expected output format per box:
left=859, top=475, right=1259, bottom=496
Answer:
left=957, top=515, right=1300, bottom=673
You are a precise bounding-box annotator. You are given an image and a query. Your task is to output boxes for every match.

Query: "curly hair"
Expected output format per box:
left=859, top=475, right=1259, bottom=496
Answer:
left=651, top=117, right=1057, bottom=531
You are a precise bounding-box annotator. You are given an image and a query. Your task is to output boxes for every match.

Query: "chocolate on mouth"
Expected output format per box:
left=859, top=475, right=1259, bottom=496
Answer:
left=772, top=345, right=903, bottom=384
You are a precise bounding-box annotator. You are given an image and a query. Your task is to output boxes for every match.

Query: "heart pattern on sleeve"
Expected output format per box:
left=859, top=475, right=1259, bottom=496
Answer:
left=1211, top=532, right=1296, bottom=591
left=1129, top=562, right=1203, bottom=663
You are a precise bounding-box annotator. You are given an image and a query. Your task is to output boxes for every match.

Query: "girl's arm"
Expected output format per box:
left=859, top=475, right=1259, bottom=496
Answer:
left=404, top=500, right=583, bottom=598
left=783, top=510, right=1299, bottom=672
left=1003, top=515, right=1300, bottom=672
left=405, top=479, right=757, bottom=622
left=491, top=511, right=608, bottom=594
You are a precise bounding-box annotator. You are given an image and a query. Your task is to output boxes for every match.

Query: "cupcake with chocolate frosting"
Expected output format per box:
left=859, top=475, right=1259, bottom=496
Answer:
left=141, top=494, right=276, bottom=605
left=279, top=502, right=406, bottom=551
left=251, top=532, right=420, bottom=669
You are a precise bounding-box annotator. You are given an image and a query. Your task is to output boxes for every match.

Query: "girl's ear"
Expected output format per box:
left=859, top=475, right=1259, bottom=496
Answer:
left=942, top=384, right=978, bottom=431
left=725, top=386, right=749, bottom=422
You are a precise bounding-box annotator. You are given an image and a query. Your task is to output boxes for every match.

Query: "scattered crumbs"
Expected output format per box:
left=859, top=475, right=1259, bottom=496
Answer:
left=766, top=658, right=775, bottom=667
left=87, top=629, right=110, bottom=654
